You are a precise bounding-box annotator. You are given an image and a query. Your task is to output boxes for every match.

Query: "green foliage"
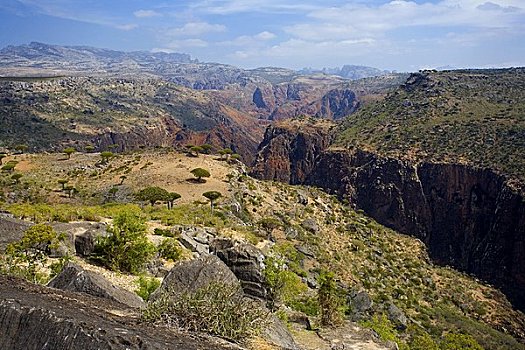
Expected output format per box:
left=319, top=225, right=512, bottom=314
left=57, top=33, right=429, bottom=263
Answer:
left=135, top=275, right=160, bottom=301
left=63, top=147, right=76, bottom=159
left=218, top=148, right=233, bottom=160
left=157, top=238, right=183, bottom=262
left=1, top=224, right=65, bottom=283
left=11, top=173, right=23, bottom=184
left=200, top=144, right=213, bottom=154
left=142, top=282, right=268, bottom=342
left=410, top=332, right=439, bottom=350
left=318, top=270, right=344, bottom=327
left=135, top=186, right=169, bottom=206
left=1, top=161, right=17, bottom=172
left=190, top=146, right=203, bottom=157
left=440, top=333, right=484, bottom=350
left=202, top=191, right=222, bottom=211
left=258, top=217, right=282, bottom=232
left=153, top=228, right=176, bottom=237
left=190, top=167, right=210, bottom=182
left=100, top=151, right=114, bottom=163
left=263, top=255, right=309, bottom=311
left=57, top=179, right=69, bottom=189
left=14, top=144, right=28, bottom=153
left=95, top=211, right=155, bottom=274
left=85, top=145, right=95, bottom=152
left=361, top=314, right=407, bottom=347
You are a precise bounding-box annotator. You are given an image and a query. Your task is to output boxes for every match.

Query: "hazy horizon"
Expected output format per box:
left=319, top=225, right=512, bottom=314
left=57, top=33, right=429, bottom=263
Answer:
left=1, top=0, right=524, bottom=71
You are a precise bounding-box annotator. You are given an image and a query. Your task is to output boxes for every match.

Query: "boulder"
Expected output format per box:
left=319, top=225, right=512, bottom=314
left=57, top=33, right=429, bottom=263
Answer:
left=0, top=215, right=32, bottom=251
left=150, top=255, right=240, bottom=301
left=47, top=262, right=144, bottom=309
left=210, top=238, right=267, bottom=299
left=347, top=290, right=374, bottom=321
left=301, top=218, right=319, bottom=233
left=263, top=315, right=299, bottom=350
left=387, top=303, right=407, bottom=330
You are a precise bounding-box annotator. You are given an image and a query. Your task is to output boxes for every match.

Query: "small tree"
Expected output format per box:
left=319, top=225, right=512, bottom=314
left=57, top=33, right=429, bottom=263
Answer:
left=95, top=211, right=155, bottom=274
left=0, top=153, right=6, bottom=165
left=190, top=146, right=204, bottom=157
left=202, top=191, right=222, bottom=212
left=119, top=175, right=127, bottom=185
left=219, top=148, right=233, bottom=160
left=166, top=192, right=181, bottom=209
left=230, top=154, right=241, bottom=162
left=11, top=173, right=23, bottom=184
left=100, top=151, right=114, bottom=163
left=135, top=186, right=169, bottom=206
left=85, top=145, right=95, bottom=153
left=200, top=144, right=213, bottom=154
left=1, top=161, right=17, bottom=172
left=190, top=168, right=210, bottom=183
left=63, top=147, right=76, bottom=159
left=57, top=179, right=69, bottom=190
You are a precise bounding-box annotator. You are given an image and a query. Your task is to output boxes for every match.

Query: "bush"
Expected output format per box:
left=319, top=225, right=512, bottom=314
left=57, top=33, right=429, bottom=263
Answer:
left=95, top=211, right=155, bottom=274
left=1, top=224, right=66, bottom=283
left=153, top=228, right=176, bottom=237
left=157, top=238, right=183, bottom=262
left=142, top=282, right=268, bottom=342
left=135, top=275, right=160, bottom=301
left=440, top=333, right=484, bottom=350
left=318, top=270, right=345, bottom=327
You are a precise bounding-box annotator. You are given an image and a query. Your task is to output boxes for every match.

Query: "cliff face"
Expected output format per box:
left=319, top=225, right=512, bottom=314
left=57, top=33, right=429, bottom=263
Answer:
left=251, top=126, right=525, bottom=311
left=250, top=120, right=334, bottom=183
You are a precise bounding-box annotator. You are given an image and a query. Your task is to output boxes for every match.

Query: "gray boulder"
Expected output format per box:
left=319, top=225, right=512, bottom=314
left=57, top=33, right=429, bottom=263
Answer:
left=150, top=255, right=240, bottom=301
left=301, top=218, right=319, bottom=233
left=387, top=303, right=407, bottom=330
left=347, top=290, right=374, bottom=321
left=263, top=315, right=299, bottom=350
left=210, top=238, right=267, bottom=300
left=47, top=262, right=144, bottom=309
left=0, top=215, right=32, bottom=251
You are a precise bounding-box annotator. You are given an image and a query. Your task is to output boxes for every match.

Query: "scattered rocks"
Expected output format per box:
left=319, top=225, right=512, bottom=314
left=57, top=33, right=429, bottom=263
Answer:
left=47, top=262, right=144, bottom=309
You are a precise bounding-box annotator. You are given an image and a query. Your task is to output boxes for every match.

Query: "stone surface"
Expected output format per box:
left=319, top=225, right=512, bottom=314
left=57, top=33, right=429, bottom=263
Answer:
left=150, top=255, right=240, bottom=301
left=0, top=215, right=32, bottom=251
left=0, top=275, right=242, bottom=350
left=48, top=262, right=145, bottom=309
left=210, top=238, right=267, bottom=299
left=263, top=315, right=299, bottom=350
left=386, top=303, right=407, bottom=330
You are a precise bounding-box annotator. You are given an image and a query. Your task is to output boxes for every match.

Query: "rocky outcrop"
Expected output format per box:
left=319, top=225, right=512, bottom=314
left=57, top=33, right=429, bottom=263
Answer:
left=252, top=124, right=525, bottom=311
left=251, top=120, right=334, bottom=183
left=210, top=238, right=267, bottom=299
left=48, top=263, right=145, bottom=309
left=0, top=275, right=242, bottom=350
left=0, top=215, right=31, bottom=251
left=150, top=255, right=240, bottom=302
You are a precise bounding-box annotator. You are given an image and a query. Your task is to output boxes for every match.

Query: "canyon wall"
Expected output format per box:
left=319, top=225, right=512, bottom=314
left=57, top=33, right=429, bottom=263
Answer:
left=251, top=126, right=525, bottom=310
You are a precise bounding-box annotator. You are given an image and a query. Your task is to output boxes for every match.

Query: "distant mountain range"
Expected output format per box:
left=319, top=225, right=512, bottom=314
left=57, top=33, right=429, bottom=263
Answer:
left=298, top=65, right=391, bottom=80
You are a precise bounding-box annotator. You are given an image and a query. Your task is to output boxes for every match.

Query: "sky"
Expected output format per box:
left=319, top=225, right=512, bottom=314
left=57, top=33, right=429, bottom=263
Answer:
left=1, top=0, right=524, bottom=71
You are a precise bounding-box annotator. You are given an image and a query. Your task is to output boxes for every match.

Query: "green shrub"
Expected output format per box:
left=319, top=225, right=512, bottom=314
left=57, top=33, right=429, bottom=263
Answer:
left=411, top=332, right=439, bottom=350
left=1, top=224, right=66, bottom=283
left=157, top=238, right=182, bottom=262
left=142, top=282, right=268, bottom=342
left=318, top=270, right=345, bottom=327
left=361, top=314, right=402, bottom=344
left=135, top=275, right=160, bottom=301
left=95, top=211, right=155, bottom=274
left=263, top=255, right=308, bottom=311
left=153, top=228, right=175, bottom=237
left=440, top=333, right=484, bottom=350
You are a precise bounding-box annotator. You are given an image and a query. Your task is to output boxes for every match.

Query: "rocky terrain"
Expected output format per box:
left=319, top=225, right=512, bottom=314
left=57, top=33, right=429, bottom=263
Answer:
left=0, top=43, right=406, bottom=157
left=251, top=68, right=525, bottom=315
left=0, top=150, right=524, bottom=349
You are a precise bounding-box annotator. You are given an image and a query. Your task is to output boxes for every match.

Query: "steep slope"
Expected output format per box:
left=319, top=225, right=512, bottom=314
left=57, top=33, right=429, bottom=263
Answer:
left=251, top=68, right=525, bottom=312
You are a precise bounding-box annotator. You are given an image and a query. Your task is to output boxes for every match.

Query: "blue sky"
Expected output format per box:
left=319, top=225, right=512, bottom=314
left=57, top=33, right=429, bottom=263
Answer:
left=1, top=0, right=524, bottom=71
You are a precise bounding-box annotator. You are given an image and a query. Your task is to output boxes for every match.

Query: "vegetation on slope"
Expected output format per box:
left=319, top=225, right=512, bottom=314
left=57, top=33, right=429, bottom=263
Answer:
left=336, top=68, right=525, bottom=184
left=0, top=148, right=523, bottom=349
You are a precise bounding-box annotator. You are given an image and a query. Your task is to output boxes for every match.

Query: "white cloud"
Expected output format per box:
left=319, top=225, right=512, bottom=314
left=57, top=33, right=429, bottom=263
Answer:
left=134, top=9, right=161, bottom=18
left=167, top=22, right=226, bottom=37
left=116, top=23, right=138, bottom=31
left=189, top=0, right=320, bottom=15
left=254, top=31, right=276, bottom=40
left=165, top=39, right=209, bottom=49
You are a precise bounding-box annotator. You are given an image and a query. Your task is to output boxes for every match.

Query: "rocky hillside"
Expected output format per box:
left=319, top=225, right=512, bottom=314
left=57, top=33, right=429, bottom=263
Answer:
left=251, top=68, right=525, bottom=315
left=0, top=76, right=266, bottom=162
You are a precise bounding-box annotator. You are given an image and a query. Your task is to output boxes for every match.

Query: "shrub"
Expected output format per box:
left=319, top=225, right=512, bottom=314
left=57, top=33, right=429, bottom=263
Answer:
left=263, top=255, right=308, bottom=311
left=157, top=238, right=183, bottom=262
left=153, top=228, right=176, bottom=237
left=318, top=270, right=345, bottom=327
left=411, top=332, right=439, bottom=350
left=1, top=224, right=66, bottom=283
left=95, top=211, right=155, bottom=274
left=135, top=275, right=160, bottom=301
left=440, top=333, right=484, bottom=350
left=142, top=282, right=268, bottom=341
